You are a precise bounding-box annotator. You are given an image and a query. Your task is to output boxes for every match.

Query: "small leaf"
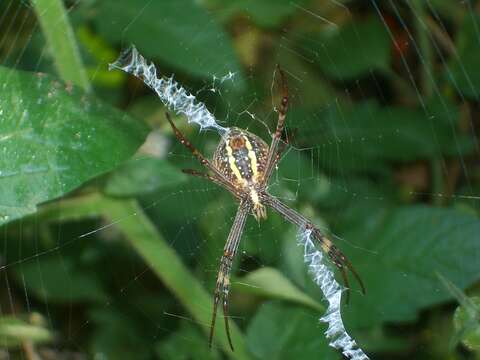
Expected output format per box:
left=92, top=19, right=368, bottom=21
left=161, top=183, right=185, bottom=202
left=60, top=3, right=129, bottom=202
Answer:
left=235, top=267, right=324, bottom=312
left=104, top=156, right=187, bottom=197
left=0, top=66, right=148, bottom=226
left=453, top=297, right=480, bottom=350
left=0, top=314, right=53, bottom=348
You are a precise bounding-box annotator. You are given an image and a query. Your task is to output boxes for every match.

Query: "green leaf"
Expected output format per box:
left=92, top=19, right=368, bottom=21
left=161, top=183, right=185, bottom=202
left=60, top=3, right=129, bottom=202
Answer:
left=453, top=297, right=480, bottom=350
left=340, top=206, right=480, bottom=328
left=0, top=66, right=148, bottom=226
left=13, top=256, right=108, bottom=303
left=246, top=302, right=337, bottom=360
left=155, top=323, right=221, bottom=360
left=446, top=14, right=480, bottom=99
left=94, top=0, right=244, bottom=83
left=104, top=156, right=187, bottom=197
left=0, top=315, right=53, bottom=349
left=437, top=274, right=480, bottom=349
left=235, top=267, right=324, bottom=312
left=303, top=17, right=391, bottom=80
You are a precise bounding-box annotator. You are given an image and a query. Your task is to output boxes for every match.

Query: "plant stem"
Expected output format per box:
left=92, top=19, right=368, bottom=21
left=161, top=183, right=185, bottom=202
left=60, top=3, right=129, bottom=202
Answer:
left=31, top=0, right=91, bottom=92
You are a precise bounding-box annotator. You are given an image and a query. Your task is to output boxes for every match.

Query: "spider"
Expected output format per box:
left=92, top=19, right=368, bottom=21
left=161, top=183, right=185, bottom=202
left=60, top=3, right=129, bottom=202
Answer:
left=165, top=68, right=365, bottom=351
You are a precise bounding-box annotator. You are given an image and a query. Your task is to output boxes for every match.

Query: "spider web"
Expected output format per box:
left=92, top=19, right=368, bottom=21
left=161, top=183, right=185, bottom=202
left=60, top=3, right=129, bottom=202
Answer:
left=1, top=0, right=479, bottom=359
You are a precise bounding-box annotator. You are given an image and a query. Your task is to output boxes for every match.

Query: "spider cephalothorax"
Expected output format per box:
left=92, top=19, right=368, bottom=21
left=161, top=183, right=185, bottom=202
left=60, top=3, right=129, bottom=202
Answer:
left=213, top=128, right=269, bottom=220
left=164, top=67, right=365, bottom=352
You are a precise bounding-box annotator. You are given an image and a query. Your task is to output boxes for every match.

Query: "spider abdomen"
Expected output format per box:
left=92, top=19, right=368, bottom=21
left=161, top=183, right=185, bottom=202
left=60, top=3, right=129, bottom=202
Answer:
left=213, top=128, right=269, bottom=187
left=213, top=128, right=269, bottom=220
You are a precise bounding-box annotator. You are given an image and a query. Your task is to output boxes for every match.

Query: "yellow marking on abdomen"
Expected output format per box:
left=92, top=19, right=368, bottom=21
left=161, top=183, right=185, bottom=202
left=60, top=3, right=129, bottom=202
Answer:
left=244, top=136, right=259, bottom=181
left=226, top=143, right=245, bottom=185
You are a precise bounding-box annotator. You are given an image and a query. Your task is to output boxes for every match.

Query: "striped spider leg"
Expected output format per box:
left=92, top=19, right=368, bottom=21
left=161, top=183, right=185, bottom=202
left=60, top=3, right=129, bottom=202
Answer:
left=262, top=65, right=289, bottom=184
left=165, top=113, right=239, bottom=197
left=164, top=67, right=364, bottom=352
left=209, top=200, right=251, bottom=351
left=260, top=193, right=366, bottom=303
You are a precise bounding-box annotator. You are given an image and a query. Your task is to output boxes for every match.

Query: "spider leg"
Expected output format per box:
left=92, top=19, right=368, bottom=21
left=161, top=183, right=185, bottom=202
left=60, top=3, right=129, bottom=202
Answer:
left=272, top=137, right=287, bottom=165
left=261, top=192, right=366, bottom=296
left=166, top=112, right=208, bottom=166
left=209, top=201, right=251, bottom=351
left=210, top=259, right=230, bottom=348
left=166, top=113, right=229, bottom=180
left=210, top=290, right=221, bottom=348
left=262, top=65, right=289, bottom=185
left=210, top=254, right=235, bottom=350
left=165, top=113, right=239, bottom=196
left=340, top=266, right=351, bottom=304
left=329, top=244, right=366, bottom=295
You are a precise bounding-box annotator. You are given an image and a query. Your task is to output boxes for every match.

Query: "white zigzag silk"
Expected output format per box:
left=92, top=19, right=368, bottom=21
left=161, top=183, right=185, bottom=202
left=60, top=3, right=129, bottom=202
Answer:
left=109, top=45, right=229, bottom=135
left=298, top=228, right=369, bottom=359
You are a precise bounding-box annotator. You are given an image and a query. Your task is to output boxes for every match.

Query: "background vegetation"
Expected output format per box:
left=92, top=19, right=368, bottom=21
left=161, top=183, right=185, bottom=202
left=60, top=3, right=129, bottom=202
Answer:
left=1, top=0, right=479, bottom=359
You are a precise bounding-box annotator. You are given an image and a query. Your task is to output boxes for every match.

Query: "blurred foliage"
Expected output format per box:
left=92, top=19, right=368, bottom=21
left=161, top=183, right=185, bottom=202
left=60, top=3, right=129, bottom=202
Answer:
left=1, top=0, right=480, bottom=359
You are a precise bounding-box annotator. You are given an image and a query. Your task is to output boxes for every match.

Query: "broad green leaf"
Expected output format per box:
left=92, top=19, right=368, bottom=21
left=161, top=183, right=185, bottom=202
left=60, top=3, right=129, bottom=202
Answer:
left=246, top=302, right=337, bottom=360
left=235, top=267, right=324, bottom=312
left=13, top=256, right=108, bottom=303
left=93, top=0, right=244, bottom=83
left=290, top=100, right=473, bottom=173
left=446, top=14, right=480, bottom=99
left=340, top=206, right=480, bottom=328
left=0, top=66, right=148, bottom=226
left=104, top=156, right=187, bottom=197
left=0, top=314, right=53, bottom=349
left=302, top=17, right=391, bottom=80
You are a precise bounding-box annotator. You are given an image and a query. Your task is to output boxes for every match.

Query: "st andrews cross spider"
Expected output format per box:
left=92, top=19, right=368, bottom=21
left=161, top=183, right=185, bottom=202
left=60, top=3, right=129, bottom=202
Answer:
left=165, top=68, right=366, bottom=351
